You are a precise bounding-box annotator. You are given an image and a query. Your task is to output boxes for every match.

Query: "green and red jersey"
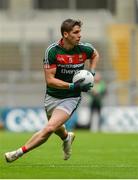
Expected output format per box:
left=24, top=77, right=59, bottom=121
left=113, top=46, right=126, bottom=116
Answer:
left=43, top=39, right=95, bottom=99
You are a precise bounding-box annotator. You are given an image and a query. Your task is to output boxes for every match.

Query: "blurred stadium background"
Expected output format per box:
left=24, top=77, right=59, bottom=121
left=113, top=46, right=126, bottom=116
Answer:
left=0, top=0, right=138, bottom=133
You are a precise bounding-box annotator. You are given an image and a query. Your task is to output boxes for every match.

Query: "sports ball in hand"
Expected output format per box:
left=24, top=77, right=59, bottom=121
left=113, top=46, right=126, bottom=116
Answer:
left=73, top=70, right=94, bottom=86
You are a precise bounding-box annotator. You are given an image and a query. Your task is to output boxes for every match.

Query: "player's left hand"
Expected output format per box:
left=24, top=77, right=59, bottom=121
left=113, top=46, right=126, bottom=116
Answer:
left=81, top=82, right=93, bottom=92
left=90, top=69, right=95, bottom=76
left=69, top=78, right=92, bottom=92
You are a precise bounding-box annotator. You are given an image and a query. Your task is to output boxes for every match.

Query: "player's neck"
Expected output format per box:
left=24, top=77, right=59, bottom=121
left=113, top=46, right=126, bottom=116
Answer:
left=62, top=39, right=74, bottom=50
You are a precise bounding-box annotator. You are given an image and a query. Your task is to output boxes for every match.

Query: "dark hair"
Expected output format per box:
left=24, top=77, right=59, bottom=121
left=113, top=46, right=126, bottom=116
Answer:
left=61, top=19, right=82, bottom=37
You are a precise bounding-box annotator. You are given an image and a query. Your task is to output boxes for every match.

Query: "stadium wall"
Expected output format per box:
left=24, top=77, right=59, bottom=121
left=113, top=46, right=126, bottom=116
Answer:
left=1, top=106, right=138, bottom=132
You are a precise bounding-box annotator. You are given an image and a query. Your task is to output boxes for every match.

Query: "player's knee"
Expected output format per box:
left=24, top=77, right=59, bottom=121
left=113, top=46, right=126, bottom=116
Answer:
left=46, top=125, right=56, bottom=134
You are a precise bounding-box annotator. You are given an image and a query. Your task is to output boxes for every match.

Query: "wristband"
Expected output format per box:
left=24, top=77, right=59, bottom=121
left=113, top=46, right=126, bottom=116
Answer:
left=91, top=69, right=95, bottom=76
left=69, top=83, right=74, bottom=90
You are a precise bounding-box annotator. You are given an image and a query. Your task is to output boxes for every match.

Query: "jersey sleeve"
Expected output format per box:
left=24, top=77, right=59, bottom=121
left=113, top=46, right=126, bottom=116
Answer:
left=83, top=43, right=95, bottom=59
left=43, top=45, right=57, bottom=69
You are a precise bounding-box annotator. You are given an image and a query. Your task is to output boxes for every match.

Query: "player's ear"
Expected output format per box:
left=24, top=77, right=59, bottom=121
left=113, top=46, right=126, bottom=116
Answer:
left=64, top=32, right=68, bottom=38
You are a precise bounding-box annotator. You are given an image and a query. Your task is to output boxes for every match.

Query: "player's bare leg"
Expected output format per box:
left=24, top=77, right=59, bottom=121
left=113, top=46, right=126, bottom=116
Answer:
left=5, top=109, right=70, bottom=162
left=47, top=114, right=69, bottom=141
left=55, top=125, right=68, bottom=140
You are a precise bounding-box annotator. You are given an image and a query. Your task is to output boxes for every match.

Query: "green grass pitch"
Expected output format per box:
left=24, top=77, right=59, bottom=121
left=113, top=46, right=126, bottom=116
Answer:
left=0, top=130, right=138, bottom=179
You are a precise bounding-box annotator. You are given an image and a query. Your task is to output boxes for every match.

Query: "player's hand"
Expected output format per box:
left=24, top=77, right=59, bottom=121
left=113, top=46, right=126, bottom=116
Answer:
left=69, top=78, right=92, bottom=92
left=90, top=69, right=95, bottom=76
left=81, top=82, right=93, bottom=92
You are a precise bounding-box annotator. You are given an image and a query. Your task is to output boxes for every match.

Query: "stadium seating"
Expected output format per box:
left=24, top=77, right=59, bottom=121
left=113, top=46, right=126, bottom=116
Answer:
left=0, top=10, right=138, bottom=106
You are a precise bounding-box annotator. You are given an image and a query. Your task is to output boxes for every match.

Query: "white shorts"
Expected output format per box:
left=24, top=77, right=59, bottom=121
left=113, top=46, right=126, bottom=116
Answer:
left=44, top=94, right=81, bottom=117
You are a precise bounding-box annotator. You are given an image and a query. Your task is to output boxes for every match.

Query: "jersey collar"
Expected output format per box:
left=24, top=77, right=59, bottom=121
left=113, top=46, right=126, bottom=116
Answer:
left=58, top=38, right=64, bottom=47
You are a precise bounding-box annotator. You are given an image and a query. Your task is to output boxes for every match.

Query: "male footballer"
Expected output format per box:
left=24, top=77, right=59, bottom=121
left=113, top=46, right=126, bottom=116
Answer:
left=5, top=18, right=99, bottom=162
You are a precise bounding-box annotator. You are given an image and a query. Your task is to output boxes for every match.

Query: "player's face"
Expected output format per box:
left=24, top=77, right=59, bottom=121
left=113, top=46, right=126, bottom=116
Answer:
left=64, top=25, right=81, bottom=46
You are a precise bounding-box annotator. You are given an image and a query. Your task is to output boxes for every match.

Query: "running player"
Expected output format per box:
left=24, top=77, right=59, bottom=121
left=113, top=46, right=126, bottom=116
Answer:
left=5, top=18, right=99, bottom=162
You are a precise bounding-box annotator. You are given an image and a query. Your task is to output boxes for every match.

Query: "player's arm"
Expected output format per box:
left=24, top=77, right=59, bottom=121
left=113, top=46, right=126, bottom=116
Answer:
left=44, top=67, right=70, bottom=89
left=43, top=66, right=91, bottom=92
left=90, top=49, right=99, bottom=76
left=43, top=46, right=70, bottom=89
